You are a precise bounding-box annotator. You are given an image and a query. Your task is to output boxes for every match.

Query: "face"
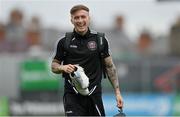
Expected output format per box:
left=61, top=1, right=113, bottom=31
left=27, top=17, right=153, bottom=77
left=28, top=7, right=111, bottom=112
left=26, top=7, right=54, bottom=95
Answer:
left=71, top=10, right=90, bottom=35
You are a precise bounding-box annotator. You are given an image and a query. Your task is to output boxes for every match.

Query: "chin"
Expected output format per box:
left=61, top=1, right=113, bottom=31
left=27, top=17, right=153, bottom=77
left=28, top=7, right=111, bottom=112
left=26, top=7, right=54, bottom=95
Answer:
left=78, top=29, right=86, bottom=33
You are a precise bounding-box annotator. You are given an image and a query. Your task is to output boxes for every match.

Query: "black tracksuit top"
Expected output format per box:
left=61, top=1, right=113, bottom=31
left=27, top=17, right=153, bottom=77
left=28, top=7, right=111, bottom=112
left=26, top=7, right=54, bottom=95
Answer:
left=54, top=29, right=110, bottom=94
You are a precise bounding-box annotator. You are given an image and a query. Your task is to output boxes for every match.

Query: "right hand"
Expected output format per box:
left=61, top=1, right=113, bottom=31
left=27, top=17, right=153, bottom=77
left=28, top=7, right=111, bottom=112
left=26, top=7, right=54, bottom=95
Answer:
left=60, top=64, right=76, bottom=74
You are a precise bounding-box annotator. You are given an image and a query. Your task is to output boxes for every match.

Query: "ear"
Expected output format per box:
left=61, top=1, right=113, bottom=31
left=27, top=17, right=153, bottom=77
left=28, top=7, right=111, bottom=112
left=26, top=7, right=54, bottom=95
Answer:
left=71, top=15, right=74, bottom=24
left=88, top=15, right=90, bottom=20
left=71, top=18, right=73, bottom=24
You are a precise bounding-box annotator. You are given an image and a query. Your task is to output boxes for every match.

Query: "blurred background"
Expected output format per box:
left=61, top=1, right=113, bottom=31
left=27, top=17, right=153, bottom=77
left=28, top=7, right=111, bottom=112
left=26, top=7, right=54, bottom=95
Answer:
left=0, top=0, right=180, bottom=116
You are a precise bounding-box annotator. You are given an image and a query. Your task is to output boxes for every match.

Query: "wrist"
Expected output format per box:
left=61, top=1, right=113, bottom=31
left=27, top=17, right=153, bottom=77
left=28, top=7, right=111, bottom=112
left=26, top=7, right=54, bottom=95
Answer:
left=58, top=65, right=64, bottom=72
left=115, top=88, right=121, bottom=96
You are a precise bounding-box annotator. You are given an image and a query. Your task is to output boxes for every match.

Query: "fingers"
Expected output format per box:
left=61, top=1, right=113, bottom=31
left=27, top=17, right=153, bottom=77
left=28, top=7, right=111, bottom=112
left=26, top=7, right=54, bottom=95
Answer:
left=64, top=64, right=76, bottom=73
left=117, top=101, right=123, bottom=109
left=116, top=96, right=123, bottom=109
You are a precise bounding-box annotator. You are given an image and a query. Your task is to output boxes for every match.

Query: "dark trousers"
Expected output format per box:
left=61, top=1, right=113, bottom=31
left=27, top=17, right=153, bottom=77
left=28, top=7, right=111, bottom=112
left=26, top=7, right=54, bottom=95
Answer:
left=63, top=92, right=105, bottom=116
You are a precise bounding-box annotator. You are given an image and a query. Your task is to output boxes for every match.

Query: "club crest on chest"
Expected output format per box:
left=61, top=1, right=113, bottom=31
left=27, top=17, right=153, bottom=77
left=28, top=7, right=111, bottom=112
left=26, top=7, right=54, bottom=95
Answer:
left=87, top=41, right=97, bottom=51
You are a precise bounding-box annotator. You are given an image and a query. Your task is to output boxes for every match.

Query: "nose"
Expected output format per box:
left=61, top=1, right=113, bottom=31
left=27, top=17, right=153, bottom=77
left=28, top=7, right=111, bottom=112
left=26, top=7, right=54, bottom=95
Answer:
left=77, top=17, right=83, bottom=23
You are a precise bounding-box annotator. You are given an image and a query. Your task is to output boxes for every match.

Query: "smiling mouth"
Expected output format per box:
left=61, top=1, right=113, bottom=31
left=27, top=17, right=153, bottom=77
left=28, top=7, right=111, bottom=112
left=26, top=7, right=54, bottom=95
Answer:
left=78, top=26, right=85, bottom=29
left=77, top=23, right=86, bottom=27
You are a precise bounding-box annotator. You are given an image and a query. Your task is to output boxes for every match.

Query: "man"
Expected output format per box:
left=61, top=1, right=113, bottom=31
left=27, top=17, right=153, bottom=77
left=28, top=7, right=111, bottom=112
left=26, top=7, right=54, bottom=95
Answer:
left=106, top=15, right=135, bottom=59
left=51, top=4, right=123, bottom=116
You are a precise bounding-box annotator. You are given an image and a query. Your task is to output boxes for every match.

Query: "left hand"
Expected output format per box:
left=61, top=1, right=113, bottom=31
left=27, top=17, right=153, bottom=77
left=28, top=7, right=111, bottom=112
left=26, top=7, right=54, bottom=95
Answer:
left=116, top=94, right=123, bottom=109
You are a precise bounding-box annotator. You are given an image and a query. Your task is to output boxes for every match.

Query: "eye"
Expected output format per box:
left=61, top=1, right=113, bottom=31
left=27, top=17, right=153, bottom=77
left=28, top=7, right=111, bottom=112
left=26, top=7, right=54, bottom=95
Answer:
left=74, top=17, right=79, bottom=20
left=81, top=15, right=86, bottom=19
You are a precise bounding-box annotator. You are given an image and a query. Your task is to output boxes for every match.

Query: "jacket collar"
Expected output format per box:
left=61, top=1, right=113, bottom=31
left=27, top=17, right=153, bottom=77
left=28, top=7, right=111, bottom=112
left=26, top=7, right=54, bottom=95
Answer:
left=73, top=28, right=90, bottom=39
